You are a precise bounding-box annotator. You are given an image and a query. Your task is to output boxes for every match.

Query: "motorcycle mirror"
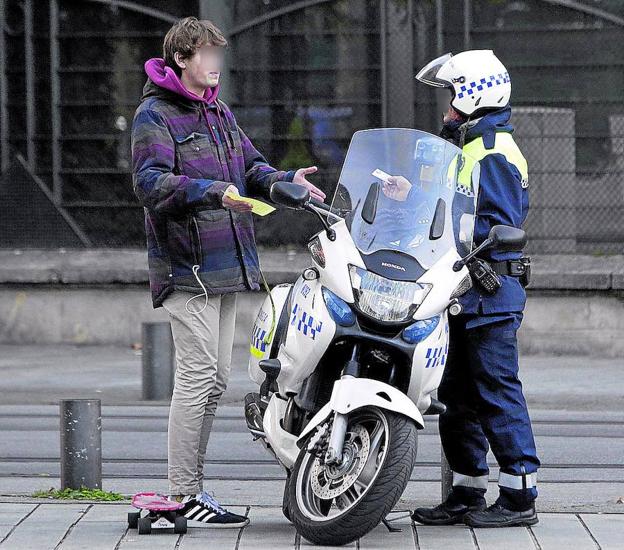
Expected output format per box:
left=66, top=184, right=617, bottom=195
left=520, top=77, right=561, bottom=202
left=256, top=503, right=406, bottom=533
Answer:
left=270, top=181, right=310, bottom=208
left=488, top=225, right=527, bottom=251
left=453, top=225, right=527, bottom=272
left=361, top=181, right=380, bottom=224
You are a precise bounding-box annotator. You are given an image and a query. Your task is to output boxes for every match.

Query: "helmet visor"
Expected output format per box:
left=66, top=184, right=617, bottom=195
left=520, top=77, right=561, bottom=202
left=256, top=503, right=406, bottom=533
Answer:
left=415, top=53, right=453, bottom=87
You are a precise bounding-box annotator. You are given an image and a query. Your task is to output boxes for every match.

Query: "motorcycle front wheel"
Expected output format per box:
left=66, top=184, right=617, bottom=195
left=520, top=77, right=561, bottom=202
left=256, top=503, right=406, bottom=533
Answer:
left=288, top=406, right=418, bottom=546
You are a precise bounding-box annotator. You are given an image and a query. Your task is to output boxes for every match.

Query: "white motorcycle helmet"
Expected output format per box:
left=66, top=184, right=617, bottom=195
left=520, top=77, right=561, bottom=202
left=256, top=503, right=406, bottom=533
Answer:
left=416, top=50, right=511, bottom=117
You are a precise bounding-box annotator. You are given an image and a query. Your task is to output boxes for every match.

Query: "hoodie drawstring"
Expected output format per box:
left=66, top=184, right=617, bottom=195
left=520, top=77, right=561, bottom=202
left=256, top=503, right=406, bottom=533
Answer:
left=201, top=104, right=219, bottom=146
left=216, top=101, right=235, bottom=157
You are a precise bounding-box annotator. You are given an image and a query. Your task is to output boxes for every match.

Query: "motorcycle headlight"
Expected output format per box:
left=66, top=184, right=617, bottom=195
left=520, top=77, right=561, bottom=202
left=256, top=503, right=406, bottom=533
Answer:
left=349, top=265, right=432, bottom=323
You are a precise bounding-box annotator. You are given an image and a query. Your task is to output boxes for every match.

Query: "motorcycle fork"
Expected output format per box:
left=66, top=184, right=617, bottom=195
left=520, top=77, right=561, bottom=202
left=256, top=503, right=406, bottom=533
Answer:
left=325, top=344, right=360, bottom=466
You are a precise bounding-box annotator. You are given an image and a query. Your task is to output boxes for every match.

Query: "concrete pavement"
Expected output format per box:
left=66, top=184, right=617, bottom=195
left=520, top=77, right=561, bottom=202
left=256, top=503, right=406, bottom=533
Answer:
left=1, top=502, right=623, bottom=550
left=0, top=344, right=623, bottom=548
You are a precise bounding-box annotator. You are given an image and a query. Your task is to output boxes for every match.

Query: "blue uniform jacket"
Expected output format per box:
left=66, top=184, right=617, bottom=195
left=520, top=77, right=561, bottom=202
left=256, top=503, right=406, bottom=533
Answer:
left=446, top=107, right=529, bottom=321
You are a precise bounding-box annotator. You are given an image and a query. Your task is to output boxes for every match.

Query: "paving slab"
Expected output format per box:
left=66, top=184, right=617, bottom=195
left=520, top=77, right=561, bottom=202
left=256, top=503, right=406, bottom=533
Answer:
left=0, top=503, right=37, bottom=543
left=415, top=524, right=476, bottom=550
left=58, top=504, right=127, bottom=550
left=530, top=513, right=597, bottom=550
left=238, top=506, right=297, bottom=550
left=358, top=510, right=415, bottom=547
left=578, top=513, right=624, bottom=550
left=0, top=503, right=87, bottom=549
left=472, top=525, right=535, bottom=550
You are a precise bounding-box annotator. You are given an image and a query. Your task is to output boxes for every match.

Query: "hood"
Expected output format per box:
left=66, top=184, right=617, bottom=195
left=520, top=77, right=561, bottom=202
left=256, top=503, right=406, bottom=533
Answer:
left=142, top=57, right=220, bottom=105
left=464, top=106, right=513, bottom=144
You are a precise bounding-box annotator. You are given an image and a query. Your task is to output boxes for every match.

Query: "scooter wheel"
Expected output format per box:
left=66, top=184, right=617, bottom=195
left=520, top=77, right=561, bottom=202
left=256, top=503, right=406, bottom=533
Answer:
left=174, top=515, right=187, bottom=534
left=138, top=516, right=152, bottom=534
left=127, top=511, right=140, bottom=529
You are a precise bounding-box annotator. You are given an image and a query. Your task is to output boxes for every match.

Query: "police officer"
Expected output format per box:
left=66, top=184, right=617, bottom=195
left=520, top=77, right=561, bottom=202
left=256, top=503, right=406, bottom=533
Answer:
left=411, top=50, right=540, bottom=528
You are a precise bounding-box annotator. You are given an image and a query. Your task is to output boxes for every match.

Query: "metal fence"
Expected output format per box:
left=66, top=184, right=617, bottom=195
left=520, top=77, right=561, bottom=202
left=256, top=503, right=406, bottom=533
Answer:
left=1, top=0, right=623, bottom=253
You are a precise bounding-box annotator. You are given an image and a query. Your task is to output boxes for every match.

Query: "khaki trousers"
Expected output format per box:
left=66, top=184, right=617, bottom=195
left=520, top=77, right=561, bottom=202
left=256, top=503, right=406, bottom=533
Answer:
left=162, top=290, right=237, bottom=495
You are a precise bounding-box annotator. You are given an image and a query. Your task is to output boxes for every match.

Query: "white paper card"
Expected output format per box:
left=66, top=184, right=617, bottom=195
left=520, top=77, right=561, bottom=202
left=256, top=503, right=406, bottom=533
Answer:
left=371, top=168, right=392, bottom=182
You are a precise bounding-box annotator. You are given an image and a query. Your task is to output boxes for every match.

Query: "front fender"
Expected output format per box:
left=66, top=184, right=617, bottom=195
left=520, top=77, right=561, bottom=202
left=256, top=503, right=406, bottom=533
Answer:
left=297, top=378, right=424, bottom=447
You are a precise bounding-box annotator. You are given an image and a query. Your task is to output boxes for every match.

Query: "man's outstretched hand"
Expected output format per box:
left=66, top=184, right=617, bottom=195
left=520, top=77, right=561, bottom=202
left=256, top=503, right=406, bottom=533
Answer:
left=293, top=166, right=326, bottom=203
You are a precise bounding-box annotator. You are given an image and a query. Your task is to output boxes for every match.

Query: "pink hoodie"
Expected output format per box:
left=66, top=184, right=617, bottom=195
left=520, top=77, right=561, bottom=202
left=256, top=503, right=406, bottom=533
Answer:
left=144, top=57, right=235, bottom=153
left=144, top=57, right=220, bottom=104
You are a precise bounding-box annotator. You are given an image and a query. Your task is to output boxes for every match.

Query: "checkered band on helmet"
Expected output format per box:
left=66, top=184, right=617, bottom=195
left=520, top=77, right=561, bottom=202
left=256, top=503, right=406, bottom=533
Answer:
left=457, top=72, right=511, bottom=99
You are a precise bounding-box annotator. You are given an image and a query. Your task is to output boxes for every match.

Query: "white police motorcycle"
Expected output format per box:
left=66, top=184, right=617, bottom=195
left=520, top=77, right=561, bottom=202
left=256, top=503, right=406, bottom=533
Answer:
left=244, top=128, right=526, bottom=546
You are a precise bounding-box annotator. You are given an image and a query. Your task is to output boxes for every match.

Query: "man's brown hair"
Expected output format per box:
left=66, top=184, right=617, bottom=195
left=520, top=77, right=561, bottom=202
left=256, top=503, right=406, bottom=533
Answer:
left=163, top=17, right=227, bottom=75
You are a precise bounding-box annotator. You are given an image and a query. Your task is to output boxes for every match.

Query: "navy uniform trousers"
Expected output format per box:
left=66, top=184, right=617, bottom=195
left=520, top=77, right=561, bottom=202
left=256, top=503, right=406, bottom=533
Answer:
left=438, top=312, right=541, bottom=510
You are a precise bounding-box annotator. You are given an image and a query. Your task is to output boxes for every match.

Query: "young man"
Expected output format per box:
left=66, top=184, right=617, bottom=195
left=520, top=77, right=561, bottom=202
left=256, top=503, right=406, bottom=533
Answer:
left=409, top=50, right=540, bottom=528
left=131, top=17, right=324, bottom=527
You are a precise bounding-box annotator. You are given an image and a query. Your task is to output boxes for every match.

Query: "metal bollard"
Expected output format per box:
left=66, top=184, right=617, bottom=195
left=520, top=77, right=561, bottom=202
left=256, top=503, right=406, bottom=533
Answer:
left=60, top=399, right=102, bottom=490
left=141, top=321, right=175, bottom=400
left=441, top=448, right=453, bottom=500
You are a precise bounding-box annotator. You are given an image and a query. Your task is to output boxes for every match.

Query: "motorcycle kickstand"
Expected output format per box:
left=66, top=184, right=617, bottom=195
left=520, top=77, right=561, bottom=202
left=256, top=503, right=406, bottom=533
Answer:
left=382, top=518, right=403, bottom=533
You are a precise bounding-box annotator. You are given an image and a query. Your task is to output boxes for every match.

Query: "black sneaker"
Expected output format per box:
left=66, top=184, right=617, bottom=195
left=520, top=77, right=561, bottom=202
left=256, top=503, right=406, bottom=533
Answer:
left=177, top=491, right=249, bottom=528
left=464, top=501, right=538, bottom=528
left=412, top=494, right=486, bottom=526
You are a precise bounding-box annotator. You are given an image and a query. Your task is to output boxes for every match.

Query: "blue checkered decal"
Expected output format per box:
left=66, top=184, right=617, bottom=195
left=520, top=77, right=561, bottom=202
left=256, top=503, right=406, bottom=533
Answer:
left=251, top=326, right=268, bottom=353
left=457, top=72, right=510, bottom=99
left=425, top=342, right=449, bottom=369
left=290, top=303, right=323, bottom=340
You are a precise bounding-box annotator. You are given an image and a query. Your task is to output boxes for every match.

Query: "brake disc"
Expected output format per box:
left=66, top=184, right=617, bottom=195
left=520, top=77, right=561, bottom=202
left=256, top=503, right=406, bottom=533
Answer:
left=309, top=424, right=370, bottom=500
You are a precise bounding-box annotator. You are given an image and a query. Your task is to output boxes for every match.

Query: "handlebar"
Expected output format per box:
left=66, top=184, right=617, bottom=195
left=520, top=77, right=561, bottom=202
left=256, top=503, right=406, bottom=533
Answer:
left=307, top=198, right=343, bottom=218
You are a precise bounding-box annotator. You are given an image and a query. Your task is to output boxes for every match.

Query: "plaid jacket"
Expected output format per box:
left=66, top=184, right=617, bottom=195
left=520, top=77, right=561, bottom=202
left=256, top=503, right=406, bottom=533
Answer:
left=132, top=79, right=294, bottom=308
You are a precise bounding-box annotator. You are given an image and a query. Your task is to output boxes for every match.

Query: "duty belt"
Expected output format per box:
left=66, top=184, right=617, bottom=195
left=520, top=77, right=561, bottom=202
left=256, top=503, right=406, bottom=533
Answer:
left=490, top=257, right=531, bottom=277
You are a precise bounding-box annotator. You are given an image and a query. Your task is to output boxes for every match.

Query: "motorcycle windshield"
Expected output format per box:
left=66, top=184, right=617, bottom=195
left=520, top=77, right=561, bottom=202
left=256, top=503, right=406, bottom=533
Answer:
left=331, top=128, right=480, bottom=273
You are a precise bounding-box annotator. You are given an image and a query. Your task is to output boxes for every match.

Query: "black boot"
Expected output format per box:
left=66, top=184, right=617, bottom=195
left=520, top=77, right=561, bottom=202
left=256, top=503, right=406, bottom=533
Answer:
left=464, top=500, right=538, bottom=528
left=412, top=491, right=486, bottom=526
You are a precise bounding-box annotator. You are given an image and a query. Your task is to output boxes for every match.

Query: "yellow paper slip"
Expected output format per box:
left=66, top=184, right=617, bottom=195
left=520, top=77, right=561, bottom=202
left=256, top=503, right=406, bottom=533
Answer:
left=224, top=190, right=276, bottom=217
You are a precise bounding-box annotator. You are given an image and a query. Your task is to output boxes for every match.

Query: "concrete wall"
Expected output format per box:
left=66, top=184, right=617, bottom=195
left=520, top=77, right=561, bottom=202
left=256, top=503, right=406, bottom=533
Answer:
left=0, top=286, right=258, bottom=347
left=1, top=250, right=622, bottom=357
left=1, top=286, right=623, bottom=358
left=521, top=291, right=624, bottom=358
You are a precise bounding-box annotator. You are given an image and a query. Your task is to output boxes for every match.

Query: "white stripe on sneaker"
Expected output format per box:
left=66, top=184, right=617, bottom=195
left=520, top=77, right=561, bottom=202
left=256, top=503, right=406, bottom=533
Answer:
left=194, top=510, right=211, bottom=521
left=186, top=505, right=203, bottom=518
